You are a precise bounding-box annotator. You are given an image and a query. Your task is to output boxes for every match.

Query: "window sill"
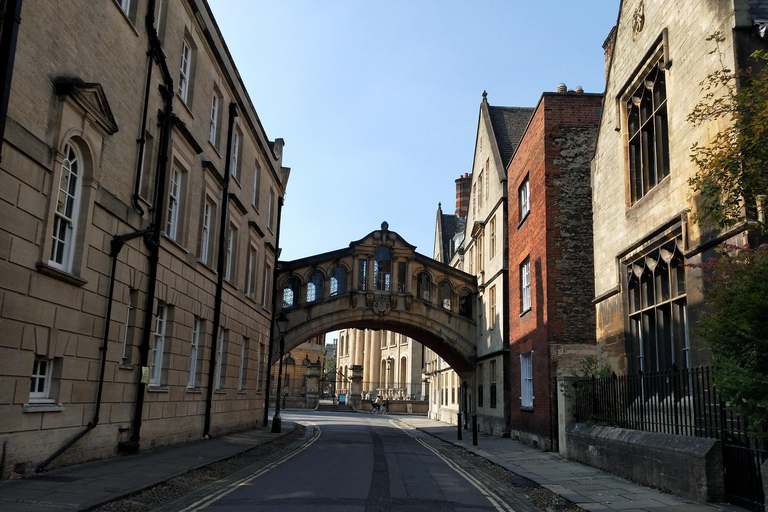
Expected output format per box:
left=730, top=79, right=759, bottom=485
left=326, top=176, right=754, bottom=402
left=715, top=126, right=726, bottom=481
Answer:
left=36, top=262, right=88, bottom=287
left=517, top=211, right=530, bottom=229
left=147, top=386, right=170, bottom=393
left=519, top=307, right=532, bottom=318
left=177, top=94, right=195, bottom=119
left=23, top=403, right=65, bottom=413
left=237, top=390, right=247, bottom=394
left=161, top=234, right=190, bottom=254
left=186, top=387, right=203, bottom=394
left=520, top=405, right=534, bottom=412
left=214, top=389, right=226, bottom=394
left=118, top=362, right=134, bottom=370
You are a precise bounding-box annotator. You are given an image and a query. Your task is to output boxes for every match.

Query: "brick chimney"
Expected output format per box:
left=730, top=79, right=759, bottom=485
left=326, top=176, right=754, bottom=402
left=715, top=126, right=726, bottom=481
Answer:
left=455, top=173, right=472, bottom=219
left=603, top=25, right=617, bottom=82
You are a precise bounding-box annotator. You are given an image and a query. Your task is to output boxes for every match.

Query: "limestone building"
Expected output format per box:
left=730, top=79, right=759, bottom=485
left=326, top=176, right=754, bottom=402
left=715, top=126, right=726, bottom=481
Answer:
left=0, top=0, right=288, bottom=477
left=506, top=90, right=603, bottom=450
left=270, top=334, right=325, bottom=407
left=591, top=0, right=767, bottom=375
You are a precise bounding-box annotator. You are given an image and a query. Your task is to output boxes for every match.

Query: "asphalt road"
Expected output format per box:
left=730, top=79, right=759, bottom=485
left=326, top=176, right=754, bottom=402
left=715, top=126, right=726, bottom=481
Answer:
left=188, top=411, right=514, bottom=511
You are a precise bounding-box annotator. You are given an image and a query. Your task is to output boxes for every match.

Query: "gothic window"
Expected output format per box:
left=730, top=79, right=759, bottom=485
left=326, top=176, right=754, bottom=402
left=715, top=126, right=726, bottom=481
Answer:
left=459, top=290, right=472, bottom=318
left=417, top=272, right=431, bottom=301
left=438, top=281, right=452, bottom=310
left=283, top=277, right=300, bottom=308
left=374, top=246, right=391, bottom=291
left=626, top=236, right=688, bottom=373
left=330, top=266, right=347, bottom=296
left=50, top=143, right=82, bottom=272
left=626, top=51, right=670, bottom=204
left=307, top=271, right=324, bottom=302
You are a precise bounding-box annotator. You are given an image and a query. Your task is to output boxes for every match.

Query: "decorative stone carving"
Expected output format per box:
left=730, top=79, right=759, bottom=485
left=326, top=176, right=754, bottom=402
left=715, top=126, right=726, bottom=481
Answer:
left=349, top=291, right=358, bottom=308
left=404, top=294, right=413, bottom=311
left=632, top=1, right=644, bottom=35
left=365, top=292, right=375, bottom=308
left=373, top=296, right=391, bottom=316
left=390, top=294, right=398, bottom=310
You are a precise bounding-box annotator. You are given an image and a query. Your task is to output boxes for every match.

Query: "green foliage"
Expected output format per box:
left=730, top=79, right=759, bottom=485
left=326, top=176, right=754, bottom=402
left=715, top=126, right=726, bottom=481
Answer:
left=688, top=33, right=768, bottom=233
left=699, top=244, right=768, bottom=433
left=560, top=356, right=612, bottom=422
left=573, top=355, right=613, bottom=379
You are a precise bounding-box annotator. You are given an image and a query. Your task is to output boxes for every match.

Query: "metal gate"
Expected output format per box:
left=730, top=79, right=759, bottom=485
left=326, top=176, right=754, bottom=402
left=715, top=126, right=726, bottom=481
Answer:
left=721, top=412, right=768, bottom=511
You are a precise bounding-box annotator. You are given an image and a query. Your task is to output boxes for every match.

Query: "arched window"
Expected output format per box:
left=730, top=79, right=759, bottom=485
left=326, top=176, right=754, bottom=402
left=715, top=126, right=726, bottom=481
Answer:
left=51, top=143, right=82, bottom=271
left=307, top=271, right=324, bottom=302
left=459, top=290, right=472, bottom=318
left=283, top=277, right=300, bottom=308
left=330, top=266, right=347, bottom=296
left=417, top=272, right=431, bottom=301
left=374, top=246, right=391, bottom=291
left=438, top=281, right=452, bottom=310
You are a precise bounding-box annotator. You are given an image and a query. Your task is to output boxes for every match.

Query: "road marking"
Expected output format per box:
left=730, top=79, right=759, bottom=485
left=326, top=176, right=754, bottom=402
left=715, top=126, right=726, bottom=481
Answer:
left=178, top=422, right=320, bottom=511
left=392, top=420, right=516, bottom=512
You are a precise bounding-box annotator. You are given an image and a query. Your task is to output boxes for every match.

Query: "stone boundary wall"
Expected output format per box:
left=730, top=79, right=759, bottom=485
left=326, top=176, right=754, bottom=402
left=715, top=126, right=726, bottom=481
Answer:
left=566, top=423, right=724, bottom=503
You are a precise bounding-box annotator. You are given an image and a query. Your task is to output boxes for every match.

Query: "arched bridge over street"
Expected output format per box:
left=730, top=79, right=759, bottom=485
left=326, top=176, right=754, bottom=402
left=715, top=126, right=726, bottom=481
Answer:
left=274, top=223, right=478, bottom=376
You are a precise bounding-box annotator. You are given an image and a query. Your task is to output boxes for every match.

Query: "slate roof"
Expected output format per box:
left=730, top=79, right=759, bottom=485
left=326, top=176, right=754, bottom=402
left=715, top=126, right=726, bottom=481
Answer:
left=488, top=106, right=535, bottom=168
left=440, top=212, right=466, bottom=264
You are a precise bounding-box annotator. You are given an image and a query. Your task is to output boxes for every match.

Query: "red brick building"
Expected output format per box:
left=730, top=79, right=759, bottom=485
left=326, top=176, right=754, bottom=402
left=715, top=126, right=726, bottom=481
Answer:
left=506, top=91, right=603, bottom=450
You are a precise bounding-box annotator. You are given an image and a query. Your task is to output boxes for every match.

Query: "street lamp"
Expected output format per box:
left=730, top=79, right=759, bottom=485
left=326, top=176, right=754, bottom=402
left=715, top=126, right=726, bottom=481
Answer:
left=386, top=355, right=392, bottom=398
left=271, top=311, right=289, bottom=433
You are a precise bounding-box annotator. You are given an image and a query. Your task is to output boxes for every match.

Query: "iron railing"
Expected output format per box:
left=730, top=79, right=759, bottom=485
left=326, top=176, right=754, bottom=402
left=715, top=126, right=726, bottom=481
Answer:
left=336, top=381, right=428, bottom=401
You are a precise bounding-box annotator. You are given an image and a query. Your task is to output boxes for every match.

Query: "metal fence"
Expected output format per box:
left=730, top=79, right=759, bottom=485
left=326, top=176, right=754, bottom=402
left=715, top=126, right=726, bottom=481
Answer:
left=570, top=365, right=767, bottom=510
left=336, top=382, right=427, bottom=402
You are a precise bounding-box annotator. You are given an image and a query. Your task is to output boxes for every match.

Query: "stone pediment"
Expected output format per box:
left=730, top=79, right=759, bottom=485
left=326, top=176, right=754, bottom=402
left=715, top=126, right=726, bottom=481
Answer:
left=350, top=221, right=417, bottom=251
left=54, top=78, right=118, bottom=136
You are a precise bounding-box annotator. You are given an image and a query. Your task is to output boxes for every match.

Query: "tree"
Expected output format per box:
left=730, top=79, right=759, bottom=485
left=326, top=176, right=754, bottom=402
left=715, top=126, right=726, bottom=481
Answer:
left=697, top=244, right=768, bottom=433
left=688, top=33, right=768, bottom=233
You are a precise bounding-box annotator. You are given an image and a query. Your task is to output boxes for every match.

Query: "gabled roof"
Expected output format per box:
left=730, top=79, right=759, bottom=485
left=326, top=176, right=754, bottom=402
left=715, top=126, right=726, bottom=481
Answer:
left=487, top=106, right=535, bottom=168
left=439, top=212, right=465, bottom=264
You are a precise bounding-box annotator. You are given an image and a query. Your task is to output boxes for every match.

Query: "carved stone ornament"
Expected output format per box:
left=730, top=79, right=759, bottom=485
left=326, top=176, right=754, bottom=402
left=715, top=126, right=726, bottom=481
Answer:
left=349, top=291, right=358, bottom=308
left=390, top=294, right=398, bottom=310
left=404, top=294, right=413, bottom=312
left=373, top=296, right=392, bottom=316
left=365, top=292, right=375, bottom=308
left=632, top=1, right=644, bottom=35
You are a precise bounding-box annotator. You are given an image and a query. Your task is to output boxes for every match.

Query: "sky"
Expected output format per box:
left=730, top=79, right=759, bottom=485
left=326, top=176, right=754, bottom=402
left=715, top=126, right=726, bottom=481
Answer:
left=207, top=0, right=620, bottom=266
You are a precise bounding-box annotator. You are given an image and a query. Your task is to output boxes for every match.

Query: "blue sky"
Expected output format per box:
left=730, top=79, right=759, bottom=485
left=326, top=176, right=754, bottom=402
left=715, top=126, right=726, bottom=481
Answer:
left=208, top=0, right=620, bottom=263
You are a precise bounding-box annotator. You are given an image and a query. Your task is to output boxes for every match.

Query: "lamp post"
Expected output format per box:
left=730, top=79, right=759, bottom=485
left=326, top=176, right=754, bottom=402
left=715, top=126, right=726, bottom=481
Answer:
left=271, top=311, right=289, bottom=433
left=386, top=355, right=392, bottom=398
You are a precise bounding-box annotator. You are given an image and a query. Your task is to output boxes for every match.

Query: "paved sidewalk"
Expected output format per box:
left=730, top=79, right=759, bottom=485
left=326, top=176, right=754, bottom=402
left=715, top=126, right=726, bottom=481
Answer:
left=0, top=421, right=294, bottom=512
left=398, top=416, right=747, bottom=512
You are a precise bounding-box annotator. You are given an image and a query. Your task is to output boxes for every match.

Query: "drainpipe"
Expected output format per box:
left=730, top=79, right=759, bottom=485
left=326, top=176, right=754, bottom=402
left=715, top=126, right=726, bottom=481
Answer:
left=37, top=229, right=150, bottom=472
left=130, top=0, right=161, bottom=216
left=263, top=194, right=285, bottom=427
left=0, top=0, right=22, bottom=164
left=203, top=102, right=238, bottom=437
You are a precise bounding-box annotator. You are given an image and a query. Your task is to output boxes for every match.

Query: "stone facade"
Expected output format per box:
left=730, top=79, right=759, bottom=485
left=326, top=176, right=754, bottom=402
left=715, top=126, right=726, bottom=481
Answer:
left=270, top=335, right=325, bottom=409
left=507, top=92, right=602, bottom=450
left=0, top=0, right=287, bottom=478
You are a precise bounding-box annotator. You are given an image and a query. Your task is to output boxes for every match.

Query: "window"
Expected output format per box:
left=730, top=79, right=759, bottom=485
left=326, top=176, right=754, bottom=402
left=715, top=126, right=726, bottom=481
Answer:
left=489, top=285, right=496, bottom=329
left=438, top=281, right=452, bottom=310
left=459, top=290, right=472, bottom=318
left=626, top=53, right=670, bottom=204
left=283, top=277, right=300, bottom=308
left=357, top=259, right=367, bottom=291
left=238, top=339, right=249, bottom=391
left=417, top=272, right=431, bottom=301
left=627, top=236, right=688, bottom=373
left=520, top=258, right=531, bottom=312
left=252, top=165, right=261, bottom=209
left=231, top=131, right=241, bottom=181
left=166, top=168, right=181, bottom=241
left=374, top=246, right=391, bottom=291
left=150, top=304, right=168, bottom=386
left=262, top=262, right=272, bottom=308
left=397, top=262, right=406, bottom=292
left=519, top=175, right=530, bottom=222
left=209, top=94, right=219, bottom=145
left=119, top=0, right=131, bottom=15
left=138, top=131, right=155, bottom=203
left=520, top=351, right=533, bottom=408
left=267, top=188, right=275, bottom=231
left=256, top=342, right=264, bottom=391
left=225, top=224, right=237, bottom=283
left=490, top=360, right=497, bottom=409
left=51, top=143, right=82, bottom=271
left=178, top=40, right=192, bottom=103
left=121, top=289, right=139, bottom=365
left=30, top=356, right=53, bottom=403
left=118, top=0, right=137, bottom=23
left=188, top=318, right=203, bottom=388
left=489, top=216, right=496, bottom=258
left=330, top=266, right=347, bottom=296
left=307, top=271, right=323, bottom=302
left=476, top=234, right=483, bottom=272
left=200, top=199, right=214, bottom=265
left=215, top=330, right=228, bottom=390
left=245, top=244, right=258, bottom=299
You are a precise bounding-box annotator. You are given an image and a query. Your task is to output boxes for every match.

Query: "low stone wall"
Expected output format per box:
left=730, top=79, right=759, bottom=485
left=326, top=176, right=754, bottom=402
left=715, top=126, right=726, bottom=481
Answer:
left=387, top=400, right=429, bottom=415
left=270, top=397, right=317, bottom=409
left=566, top=423, right=724, bottom=503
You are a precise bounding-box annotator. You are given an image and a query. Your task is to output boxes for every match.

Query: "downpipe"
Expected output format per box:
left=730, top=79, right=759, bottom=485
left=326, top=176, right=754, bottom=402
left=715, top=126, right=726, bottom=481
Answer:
left=263, top=195, right=285, bottom=427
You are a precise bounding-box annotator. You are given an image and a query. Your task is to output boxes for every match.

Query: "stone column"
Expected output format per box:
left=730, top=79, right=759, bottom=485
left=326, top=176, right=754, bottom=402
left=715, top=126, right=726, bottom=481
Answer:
left=349, top=365, right=364, bottom=410
left=371, top=331, right=381, bottom=390
left=350, top=329, right=358, bottom=366
left=354, top=329, right=365, bottom=367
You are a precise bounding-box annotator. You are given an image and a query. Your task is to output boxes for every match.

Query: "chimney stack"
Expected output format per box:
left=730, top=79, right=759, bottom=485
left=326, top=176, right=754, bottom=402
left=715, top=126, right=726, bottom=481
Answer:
left=603, top=25, right=617, bottom=82
left=455, top=173, right=472, bottom=219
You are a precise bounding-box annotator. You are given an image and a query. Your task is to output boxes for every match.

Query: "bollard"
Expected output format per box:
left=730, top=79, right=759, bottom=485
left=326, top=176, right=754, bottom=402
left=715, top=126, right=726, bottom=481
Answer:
left=472, top=414, right=478, bottom=446
left=457, top=412, right=462, bottom=440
